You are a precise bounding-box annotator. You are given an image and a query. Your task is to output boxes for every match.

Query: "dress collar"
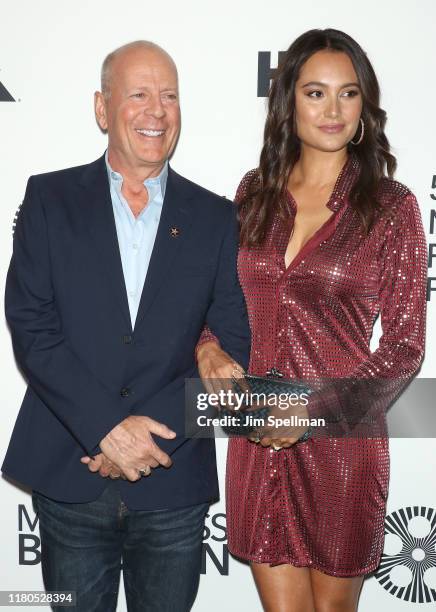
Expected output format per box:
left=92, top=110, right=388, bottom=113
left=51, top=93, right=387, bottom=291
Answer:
left=326, top=154, right=360, bottom=212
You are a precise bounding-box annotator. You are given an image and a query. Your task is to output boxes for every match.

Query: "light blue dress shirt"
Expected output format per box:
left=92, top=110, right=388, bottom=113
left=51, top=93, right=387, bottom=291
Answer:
left=105, top=152, right=168, bottom=328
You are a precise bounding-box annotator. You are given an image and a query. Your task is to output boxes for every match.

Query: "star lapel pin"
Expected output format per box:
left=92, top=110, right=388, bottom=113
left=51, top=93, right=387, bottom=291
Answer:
left=170, top=227, right=180, bottom=238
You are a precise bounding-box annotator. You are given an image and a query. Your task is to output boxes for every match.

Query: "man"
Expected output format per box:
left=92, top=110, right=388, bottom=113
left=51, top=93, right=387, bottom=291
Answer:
left=2, top=41, right=250, bottom=611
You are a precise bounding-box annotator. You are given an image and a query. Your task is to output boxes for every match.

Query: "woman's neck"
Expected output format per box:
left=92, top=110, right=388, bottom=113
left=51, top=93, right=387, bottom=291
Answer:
left=290, top=147, right=348, bottom=189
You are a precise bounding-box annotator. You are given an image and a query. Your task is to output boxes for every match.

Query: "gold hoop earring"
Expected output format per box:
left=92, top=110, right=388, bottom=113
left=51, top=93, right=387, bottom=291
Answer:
left=350, top=118, right=364, bottom=146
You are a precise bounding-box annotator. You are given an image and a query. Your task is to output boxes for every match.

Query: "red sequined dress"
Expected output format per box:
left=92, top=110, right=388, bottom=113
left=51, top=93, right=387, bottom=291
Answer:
left=219, top=156, right=426, bottom=576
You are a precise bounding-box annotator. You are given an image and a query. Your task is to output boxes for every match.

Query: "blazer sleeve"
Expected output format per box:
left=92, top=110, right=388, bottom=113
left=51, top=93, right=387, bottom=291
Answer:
left=5, top=176, right=128, bottom=455
left=200, top=202, right=250, bottom=369
left=196, top=179, right=253, bottom=366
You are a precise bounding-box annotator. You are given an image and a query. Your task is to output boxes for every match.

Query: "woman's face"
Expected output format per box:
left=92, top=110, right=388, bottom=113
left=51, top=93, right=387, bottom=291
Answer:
left=294, top=49, right=363, bottom=153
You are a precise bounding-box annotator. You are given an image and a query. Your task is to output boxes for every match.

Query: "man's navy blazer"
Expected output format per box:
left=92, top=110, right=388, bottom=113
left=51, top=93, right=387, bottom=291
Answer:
left=2, top=154, right=250, bottom=510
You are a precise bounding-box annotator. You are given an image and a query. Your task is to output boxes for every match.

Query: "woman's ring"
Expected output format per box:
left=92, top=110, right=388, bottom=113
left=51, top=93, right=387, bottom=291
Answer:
left=231, top=363, right=244, bottom=379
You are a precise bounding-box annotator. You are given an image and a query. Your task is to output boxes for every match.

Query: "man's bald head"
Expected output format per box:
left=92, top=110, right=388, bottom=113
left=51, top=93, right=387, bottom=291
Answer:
left=101, top=40, right=177, bottom=99
left=94, top=39, right=181, bottom=178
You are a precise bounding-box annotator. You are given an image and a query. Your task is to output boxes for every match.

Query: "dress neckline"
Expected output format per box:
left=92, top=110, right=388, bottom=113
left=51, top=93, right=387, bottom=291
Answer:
left=280, top=155, right=359, bottom=273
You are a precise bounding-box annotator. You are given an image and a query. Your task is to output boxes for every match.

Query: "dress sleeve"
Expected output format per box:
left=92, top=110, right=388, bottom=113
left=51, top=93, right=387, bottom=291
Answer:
left=307, top=192, right=427, bottom=432
left=195, top=326, right=220, bottom=356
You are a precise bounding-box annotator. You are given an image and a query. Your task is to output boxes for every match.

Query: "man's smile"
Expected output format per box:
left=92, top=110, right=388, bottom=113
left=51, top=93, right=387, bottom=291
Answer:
left=135, top=128, right=165, bottom=137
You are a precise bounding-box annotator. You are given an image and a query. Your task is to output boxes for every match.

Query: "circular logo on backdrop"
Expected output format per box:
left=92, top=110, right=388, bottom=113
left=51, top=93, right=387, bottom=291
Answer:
left=375, top=506, right=436, bottom=603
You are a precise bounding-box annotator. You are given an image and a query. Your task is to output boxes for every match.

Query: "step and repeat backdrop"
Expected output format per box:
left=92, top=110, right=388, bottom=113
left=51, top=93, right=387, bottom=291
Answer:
left=1, top=0, right=436, bottom=610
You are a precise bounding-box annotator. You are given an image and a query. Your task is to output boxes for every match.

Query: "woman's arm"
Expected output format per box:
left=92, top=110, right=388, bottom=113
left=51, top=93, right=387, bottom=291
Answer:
left=307, top=192, right=427, bottom=433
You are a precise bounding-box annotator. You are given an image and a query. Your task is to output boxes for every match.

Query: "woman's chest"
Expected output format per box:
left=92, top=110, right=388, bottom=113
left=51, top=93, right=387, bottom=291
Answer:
left=238, top=211, right=383, bottom=302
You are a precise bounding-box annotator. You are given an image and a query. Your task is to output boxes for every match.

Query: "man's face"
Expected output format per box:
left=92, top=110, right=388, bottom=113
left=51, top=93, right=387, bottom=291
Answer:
left=95, top=47, right=180, bottom=176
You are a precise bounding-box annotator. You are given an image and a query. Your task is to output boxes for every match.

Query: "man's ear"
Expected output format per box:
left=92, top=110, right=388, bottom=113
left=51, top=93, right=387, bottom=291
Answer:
left=94, top=91, right=108, bottom=133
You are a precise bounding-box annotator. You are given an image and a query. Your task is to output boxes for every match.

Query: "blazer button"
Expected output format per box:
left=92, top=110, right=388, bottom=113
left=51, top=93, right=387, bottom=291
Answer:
left=120, top=387, right=131, bottom=398
left=123, top=335, right=133, bottom=344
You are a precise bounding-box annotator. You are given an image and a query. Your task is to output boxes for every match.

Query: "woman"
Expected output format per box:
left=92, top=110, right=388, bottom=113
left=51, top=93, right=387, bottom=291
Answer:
left=197, top=29, right=426, bottom=611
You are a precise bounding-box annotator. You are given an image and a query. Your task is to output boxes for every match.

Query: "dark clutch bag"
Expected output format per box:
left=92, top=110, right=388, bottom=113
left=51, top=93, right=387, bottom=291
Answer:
left=239, top=374, right=312, bottom=398
left=220, top=373, right=312, bottom=439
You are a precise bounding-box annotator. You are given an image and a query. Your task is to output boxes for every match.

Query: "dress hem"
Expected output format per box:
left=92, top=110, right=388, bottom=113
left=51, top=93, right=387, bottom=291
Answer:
left=228, top=548, right=379, bottom=578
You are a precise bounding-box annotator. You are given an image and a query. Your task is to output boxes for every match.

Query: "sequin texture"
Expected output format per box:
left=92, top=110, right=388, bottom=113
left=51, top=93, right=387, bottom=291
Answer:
left=225, top=156, right=427, bottom=576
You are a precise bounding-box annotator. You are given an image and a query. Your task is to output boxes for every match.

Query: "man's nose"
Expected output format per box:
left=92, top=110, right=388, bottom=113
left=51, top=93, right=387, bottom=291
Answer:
left=145, top=93, right=165, bottom=118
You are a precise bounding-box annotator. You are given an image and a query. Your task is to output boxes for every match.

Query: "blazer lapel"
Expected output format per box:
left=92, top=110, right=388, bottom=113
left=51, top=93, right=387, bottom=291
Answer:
left=78, top=155, right=132, bottom=330
left=133, top=167, right=193, bottom=331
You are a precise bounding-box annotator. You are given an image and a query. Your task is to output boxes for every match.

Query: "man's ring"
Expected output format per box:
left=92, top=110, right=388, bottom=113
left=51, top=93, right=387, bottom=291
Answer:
left=272, top=442, right=283, bottom=451
left=138, top=466, right=151, bottom=477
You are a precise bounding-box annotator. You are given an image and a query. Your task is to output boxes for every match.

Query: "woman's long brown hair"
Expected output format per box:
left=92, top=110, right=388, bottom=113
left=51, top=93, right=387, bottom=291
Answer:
left=240, top=28, right=397, bottom=246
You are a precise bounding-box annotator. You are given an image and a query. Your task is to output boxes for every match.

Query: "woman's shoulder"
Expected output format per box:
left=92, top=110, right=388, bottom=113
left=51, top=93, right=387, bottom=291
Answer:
left=376, top=176, right=416, bottom=209
left=374, top=177, right=422, bottom=233
left=239, top=168, right=259, bottom=183
left=235, top=168, right=260, bottom=203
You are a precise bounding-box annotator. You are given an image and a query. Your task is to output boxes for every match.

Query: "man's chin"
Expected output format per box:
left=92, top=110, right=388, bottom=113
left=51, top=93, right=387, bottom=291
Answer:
left=137, top=156, right=167, bottom=170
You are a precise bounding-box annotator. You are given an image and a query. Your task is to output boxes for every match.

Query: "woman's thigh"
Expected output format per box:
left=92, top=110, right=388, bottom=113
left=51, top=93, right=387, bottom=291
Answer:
left=251, top=562, right=315, bottom=612
left=310, top=568, right=364, bottom=612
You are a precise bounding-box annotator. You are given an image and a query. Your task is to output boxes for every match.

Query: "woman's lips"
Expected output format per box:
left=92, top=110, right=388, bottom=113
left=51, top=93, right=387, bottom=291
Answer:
left=318, top=124, right=345, bottom=134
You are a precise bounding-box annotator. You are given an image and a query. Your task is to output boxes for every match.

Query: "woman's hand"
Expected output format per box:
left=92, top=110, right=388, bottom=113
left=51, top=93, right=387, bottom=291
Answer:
left=248, top=396, right=310, bottom=450
left=258, top=431, right=307, bottom=450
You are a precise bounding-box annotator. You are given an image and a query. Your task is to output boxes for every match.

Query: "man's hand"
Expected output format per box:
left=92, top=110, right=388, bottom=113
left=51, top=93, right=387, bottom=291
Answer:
left=197, top=341, right=244, bottom=395
left=91, top=415, right=176, bottom=481
left=81, top=453, right=123, bottom=479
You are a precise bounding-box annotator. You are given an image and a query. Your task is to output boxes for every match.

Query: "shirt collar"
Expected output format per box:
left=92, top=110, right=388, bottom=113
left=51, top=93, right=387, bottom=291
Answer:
left=104, top=150, right=169, bottom=202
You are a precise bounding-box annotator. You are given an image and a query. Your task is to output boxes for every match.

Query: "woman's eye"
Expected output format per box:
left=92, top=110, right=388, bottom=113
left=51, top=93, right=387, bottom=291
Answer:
left=342, top=90, right=360, bottom=98
left=307, top=90, right=323, bottom=98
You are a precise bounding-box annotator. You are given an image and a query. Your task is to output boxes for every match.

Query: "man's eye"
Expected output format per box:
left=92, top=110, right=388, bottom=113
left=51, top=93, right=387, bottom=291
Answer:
left=162, top=93, right=178, bottom=101
left=131, top=93, right=145, bottom=99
